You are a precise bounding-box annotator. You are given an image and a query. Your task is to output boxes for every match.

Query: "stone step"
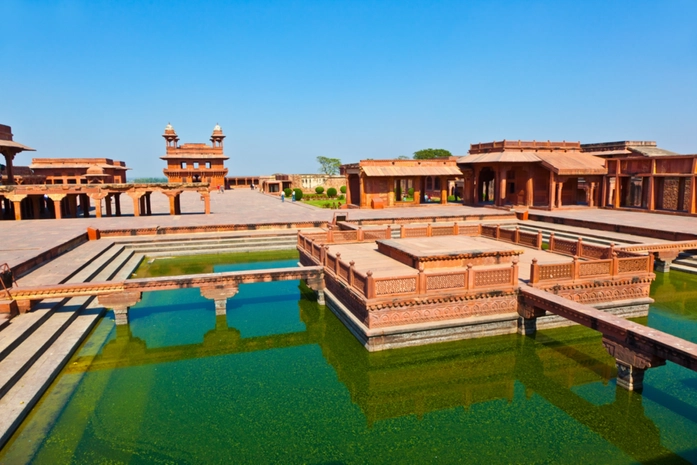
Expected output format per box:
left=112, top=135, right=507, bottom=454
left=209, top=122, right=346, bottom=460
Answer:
left=0, top=301, right=64, bottom=362
left=16, top=240, right=116, bottom=286
left=0, top=297, right=90, bottom=399
left=124, top=237, right=297, bottom=253
left=0, top=300, right=105, bottom=449
left=144, top=243, right=299, bottom=258
left=515, top=225, right=631, bottom=247
left=115, top=253, right=145, bottom=281
left=61, top=245, right=128, bottom=285
left=670, top=264, right=697, bottom=274
left=112, top=230, right=299, bottom=246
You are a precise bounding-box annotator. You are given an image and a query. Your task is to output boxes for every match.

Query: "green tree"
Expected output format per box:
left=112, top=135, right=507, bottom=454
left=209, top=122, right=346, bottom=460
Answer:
left=396, top=155, right=410, bottom=160
left=317, top=156, right=341, bottom=175
left=413, top=148, right=452, bottom=160
left=327, top=187, right=337, bottom=198
left=315, top=186, right=325, bottom=195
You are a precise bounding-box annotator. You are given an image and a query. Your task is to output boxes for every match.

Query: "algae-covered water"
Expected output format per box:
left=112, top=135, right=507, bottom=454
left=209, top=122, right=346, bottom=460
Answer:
left=1, top=254, right=696, bottom=464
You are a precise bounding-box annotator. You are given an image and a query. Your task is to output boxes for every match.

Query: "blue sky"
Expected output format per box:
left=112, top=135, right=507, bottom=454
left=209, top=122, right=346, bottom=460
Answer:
left=1, top=0, right=696, bottom=177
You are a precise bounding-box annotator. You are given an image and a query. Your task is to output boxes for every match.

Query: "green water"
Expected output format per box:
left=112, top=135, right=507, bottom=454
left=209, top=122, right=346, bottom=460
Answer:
left=1, top=261, right=697, bottom=464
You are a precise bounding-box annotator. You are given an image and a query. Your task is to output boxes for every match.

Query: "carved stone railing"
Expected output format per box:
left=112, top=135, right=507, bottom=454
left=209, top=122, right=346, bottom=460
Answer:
left=530, top=255, right=652, bottom=285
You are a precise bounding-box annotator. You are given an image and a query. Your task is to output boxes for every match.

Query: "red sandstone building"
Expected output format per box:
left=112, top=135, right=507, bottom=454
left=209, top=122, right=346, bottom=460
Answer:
left=29, top=158, right=129, bottom=184
left=457, top=140, right=607, bottom=209
left=161, top=124, right=229, bottom=188
left=341, top=158, right=463, bottom=208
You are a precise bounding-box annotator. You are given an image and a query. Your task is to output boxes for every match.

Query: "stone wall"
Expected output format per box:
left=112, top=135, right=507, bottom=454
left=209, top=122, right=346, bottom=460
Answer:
left=290, top=174, right=345, bottom=193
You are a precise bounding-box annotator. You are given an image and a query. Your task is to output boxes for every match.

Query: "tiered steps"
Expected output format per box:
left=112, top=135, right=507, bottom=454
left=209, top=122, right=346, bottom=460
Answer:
left=0, top=241, right=141, bottom=447
left=672, top=255, right=697, bottom=274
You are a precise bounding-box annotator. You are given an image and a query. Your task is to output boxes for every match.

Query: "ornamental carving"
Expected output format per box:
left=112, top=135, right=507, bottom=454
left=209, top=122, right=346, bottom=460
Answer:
left=375, top=278, right=417, bottom=295
left=427, top=273, right=465, bottom=291
left=474, top=269, right=511, bottom=288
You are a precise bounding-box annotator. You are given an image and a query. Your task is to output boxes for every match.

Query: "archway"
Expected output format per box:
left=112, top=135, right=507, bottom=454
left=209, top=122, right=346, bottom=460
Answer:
left=478, top=168, right=496, bottom=203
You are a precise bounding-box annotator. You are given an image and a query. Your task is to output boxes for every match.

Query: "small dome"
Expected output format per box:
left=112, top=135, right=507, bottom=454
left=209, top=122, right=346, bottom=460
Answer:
left=164, top=123, right=176, bottom=134
left=86, top=165, right=105, bottom=175
left=213, top=123, right=222, bottom=133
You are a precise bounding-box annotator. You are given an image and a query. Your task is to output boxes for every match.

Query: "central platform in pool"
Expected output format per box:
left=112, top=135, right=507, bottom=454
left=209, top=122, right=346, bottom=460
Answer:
left=376, top=236, right=524, bottom=270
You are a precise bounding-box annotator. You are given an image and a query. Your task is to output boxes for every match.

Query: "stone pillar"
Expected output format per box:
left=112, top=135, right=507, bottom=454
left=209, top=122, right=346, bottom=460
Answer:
left=588, top=182, right=596, bottom=207
left=517, top=303, right=546, bottom=336
left=200, top=285, right=239, bottom=316
left=602, top=337, right=665, bottom=392
left=48, top=194, right=66, bottom=220
left=98, top=291, right=142, bottom=326
left=105, top=194, right=113, bottom=216
left=114, top=193, right=122, bottom=216
left=689, top=176, right=697, bottom=215
left=654, top=251, right=679, bottom=273
left=145, top=192, right=152, bottom=215
left=647, top=176, right=655, bottom=211
left=359, top=173, right=366, bottom=208
left=556, top=181, right=564, bottom=208
left=82, top=194, right=91, bottom=217
left=202, top=192, right=211, bottom=214
left=440, top=176, right=448, bottom=204
left=67, top=195, right=78, bottom=218
left=306, top=272, right=326, bottom=306
left=128, top=192, right=144, bottom=217
left=526, top=173, right=533, bottom=206
left=89, top=193, right=105, bottom=218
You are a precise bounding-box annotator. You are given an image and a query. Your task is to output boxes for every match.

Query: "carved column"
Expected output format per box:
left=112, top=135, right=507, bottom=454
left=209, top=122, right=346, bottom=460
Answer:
left=556, top=180, right=564, bottom=208
left=200, top=285, right=239, bottom=316
left=602, top=338, right=665, bottom=391
left=99, top=291, right=142, bottom=326
left=526, top=172, right=533, bottom=206
left=88, top=192, right=108, bottom=218
left=6, top=194, right=26, bottom=221
left=588, top=182, right=596, bottom=207
left=47, top=194, right=66, bottom=220
left=497, top=168, right=506, bottom=206
left=128, top=191, right=145, bottom=217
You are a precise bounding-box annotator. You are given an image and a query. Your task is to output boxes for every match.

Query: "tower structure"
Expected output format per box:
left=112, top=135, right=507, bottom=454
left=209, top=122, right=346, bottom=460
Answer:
left=161, top=123, right=229, bottom=188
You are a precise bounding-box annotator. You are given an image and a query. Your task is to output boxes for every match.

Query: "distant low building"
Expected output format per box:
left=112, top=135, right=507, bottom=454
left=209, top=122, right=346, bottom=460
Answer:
left=0, top=124, right=35, bottom=185
left=289, top=174, right=344, bottom=193
left=29, top=158, right=129, bottom=184
left=161, top=124, right=229, bottom=188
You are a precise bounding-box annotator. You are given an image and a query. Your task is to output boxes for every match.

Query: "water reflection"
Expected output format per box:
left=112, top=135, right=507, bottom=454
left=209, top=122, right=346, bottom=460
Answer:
left=3, top=276, right=697, bottom=463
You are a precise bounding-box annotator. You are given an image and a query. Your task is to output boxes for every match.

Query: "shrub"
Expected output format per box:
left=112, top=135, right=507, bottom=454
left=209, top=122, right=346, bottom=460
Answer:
left=340, top=185, right=347, bottom=194
left=293, top=188, right=303, bottom=201
left=408, top=187, right=414, bottom=197
left=447, top=195, right=455, bottom=202
left=283, top=188, right=292, bottom=197
left=338, top=194, right=345, bottom=200
left=315, top=186, right=324, bottom=194
left=327, top=187, right=337, bottom=198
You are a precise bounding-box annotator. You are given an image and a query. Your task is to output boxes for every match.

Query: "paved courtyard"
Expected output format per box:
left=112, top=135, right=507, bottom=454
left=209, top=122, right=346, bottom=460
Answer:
left=1, top=188, right=696, bottom=272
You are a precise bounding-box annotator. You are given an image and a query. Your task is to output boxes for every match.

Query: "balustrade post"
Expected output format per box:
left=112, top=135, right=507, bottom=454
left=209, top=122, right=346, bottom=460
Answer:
left=321, top=246, right=327, bottom=266
left=417, top=264, right=427, bottom=294
left=427, top=223, right=432, bottom=237
left=536, top=230, right=543, bottom=249
left=515, top=227, right=520, bottom=244
left=608, top=243, right=616, bottom=260
left=511, top=258, right=519, bottom=285
left=327, top=228, right=334, bottom=243
left=335, top=253, right=341, bottom=275
left=495, top=224, right=501, bottom=240
left=466, top=263, right=475, bottom=289
left=385, top=225, right=392, bottom=239
left=573, top=256, right=580, bottom=280
left=612, top=252, right=619, bottom=276
left=453, top=223, right=459, bottom=235
left=349, top=261, right=355, bottom=287
left=549, top=232, right=555, bottom=252
left=530, top=258, right=539, bottom=284
left=401, top=224, right=406, bottom=238
left=357, top=227, right=364, bottom=242
left=577, top=237, right=584, bottom=257
left=366, top=271, right=375, bottom=298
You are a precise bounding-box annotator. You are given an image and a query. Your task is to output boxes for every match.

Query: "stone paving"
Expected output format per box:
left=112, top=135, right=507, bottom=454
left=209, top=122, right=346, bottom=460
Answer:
left=1, top=188, right=695, bottom=272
